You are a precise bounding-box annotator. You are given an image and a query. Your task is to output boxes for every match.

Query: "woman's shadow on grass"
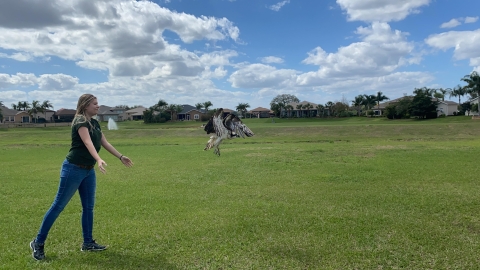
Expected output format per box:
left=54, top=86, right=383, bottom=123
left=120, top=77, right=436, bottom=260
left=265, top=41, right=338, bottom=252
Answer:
left=82, top=250, right=178, bottom=270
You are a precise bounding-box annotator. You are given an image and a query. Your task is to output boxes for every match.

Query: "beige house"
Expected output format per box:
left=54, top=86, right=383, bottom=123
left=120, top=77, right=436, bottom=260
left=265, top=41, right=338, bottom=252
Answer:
left=283, top=101, right=319, bottom=117
left=376, top=97, right=459, bottom=116
left=1, top=106, right=56, bottom=123
left=97, top=106, right=129, bottom=122
left=436, top=100, right=459, bottom=116
left=125, top=106, right=147, bottom=120
left=248, top=107, right=273, bottom=118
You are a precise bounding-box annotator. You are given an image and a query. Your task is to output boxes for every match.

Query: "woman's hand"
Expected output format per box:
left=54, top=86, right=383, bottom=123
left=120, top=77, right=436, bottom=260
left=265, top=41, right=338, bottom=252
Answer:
left=97, top=159, right=108, bottom=174
left=120, top=156, right=134, bottom=167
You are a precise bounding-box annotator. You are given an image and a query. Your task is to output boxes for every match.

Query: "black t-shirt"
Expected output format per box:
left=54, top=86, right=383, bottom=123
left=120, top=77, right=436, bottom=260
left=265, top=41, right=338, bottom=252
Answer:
left=66, top=117, right=102, bottom=166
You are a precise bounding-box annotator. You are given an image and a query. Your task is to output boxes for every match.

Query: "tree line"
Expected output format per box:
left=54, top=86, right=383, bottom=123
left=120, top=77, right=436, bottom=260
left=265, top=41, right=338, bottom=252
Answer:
left=269, top=71, right=480, bottom=119
left=143, top=99, right=253, bottom=123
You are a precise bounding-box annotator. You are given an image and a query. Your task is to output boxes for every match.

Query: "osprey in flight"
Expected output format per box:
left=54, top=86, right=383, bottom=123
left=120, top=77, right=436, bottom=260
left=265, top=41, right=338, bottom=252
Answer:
left=204, top=108, right=254, bottom=156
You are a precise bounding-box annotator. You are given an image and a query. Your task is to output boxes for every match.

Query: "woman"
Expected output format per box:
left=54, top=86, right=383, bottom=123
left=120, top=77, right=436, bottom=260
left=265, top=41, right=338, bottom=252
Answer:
left=30, top=94, right=134, bottom=260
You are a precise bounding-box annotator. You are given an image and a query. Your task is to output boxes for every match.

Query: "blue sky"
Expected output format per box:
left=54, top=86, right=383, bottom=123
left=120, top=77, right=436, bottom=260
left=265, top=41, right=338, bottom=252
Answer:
left=0, top=0, right=479, bottom=110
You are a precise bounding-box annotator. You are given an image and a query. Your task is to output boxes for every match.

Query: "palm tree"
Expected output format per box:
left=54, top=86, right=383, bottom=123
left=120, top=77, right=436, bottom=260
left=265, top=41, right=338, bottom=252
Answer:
left=174, top=104, right=183, bottom=120
left=203, top=101, right=213, bottom=114
left=22, top=101, right=31, bottom=111
left=461, top=71, right=480, bottom=97
left=195, top=103, right=203, bottom=111
left=435, top=88, right=449, bottom=101
left=302, top=104, right=308, bottom=117
left=362, top=95, right=376, bottom=112
left=166, top=104, right=177, bottom=121
left=11, top=103, right=18, bottom=110
left=414, top=87, right=435, bottom=97
left=285, top=104, right=293, bottom=117
left=325, top=101, right=334, bottom=116
left=449, top=85, right=467, bottom=105
left=304, top=103, right=313, bottom=117
left=155, top=99, right=168, bottom=113
left=296, top=104, right=303, bottom=117
left=375, top=91, right=389, bottom=116
left=352, top=95, right=365, bottom=116
left=29, top=100, right=43, bottom=123
left=41, top=100, right=53, bottom=110
left=235, top=102, right=250, bottom=118
left=316, top=104, right=324, bottom=117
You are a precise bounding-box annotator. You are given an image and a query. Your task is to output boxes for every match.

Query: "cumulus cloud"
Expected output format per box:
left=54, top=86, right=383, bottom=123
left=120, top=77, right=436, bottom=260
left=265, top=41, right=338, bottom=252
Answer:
left=261, top=56, right=284, bottom=64
left=336, top=0, right=430, bottom=22
left=425, top=29, right=480, bottom=68
left=440, top=19, right=461, bottom=29
left=199, top=50, right=238, bottom=66
left=268, top=0, right=290, bottom=11
left=299, top=22, right=416, bottom=85
left=0, top=0, right=241, bottom=76
left=38, top=74, right=79, bottom=90
left=226, top=22, right=427, bottom=101
left=229, top=64, right=297, bottom=88
left=0, top=73, right=37, bottom=88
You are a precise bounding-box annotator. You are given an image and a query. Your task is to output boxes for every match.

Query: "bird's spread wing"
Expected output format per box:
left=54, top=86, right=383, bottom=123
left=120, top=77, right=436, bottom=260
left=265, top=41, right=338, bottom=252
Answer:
left=212, top=108, right=227, bottom=138
left=204, top=117, right=215, bottom=134
left=224, top=114, right=254, bottom=138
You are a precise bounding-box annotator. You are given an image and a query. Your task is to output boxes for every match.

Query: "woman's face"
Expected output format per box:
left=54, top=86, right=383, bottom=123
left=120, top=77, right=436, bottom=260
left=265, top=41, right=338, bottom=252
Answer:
left=84, top=98, right=99, bottom=117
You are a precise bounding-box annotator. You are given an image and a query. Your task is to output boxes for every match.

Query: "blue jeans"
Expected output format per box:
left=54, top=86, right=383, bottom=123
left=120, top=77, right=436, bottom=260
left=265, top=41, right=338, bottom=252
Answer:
left=35, top=159, right=96, bottom=244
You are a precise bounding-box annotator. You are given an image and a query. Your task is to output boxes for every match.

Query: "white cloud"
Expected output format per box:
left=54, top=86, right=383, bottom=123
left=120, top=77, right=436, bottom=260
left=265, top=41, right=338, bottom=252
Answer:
left=0, top=52, right=35, bottom=62
left=440, top=19, right=461, bottom=29
left=440, top=17, right=479, bottom=28
left=38, top=74, right=79, bottom=90
left=0, top=90, right=28, bottom=105
left=202, top=66, right=228, bottom=79
left=226, top=22, right=427, bottom=102
left=465, top=16, right=479, bottom=24
left=336, top=0, right=430, bottom=22
left=0, top=0, right=240, bottom=66
left=425, top=29, right=480, bottom=67
left=261, top=56, right=284, bottom=64
left=300, top=22, right=416, bottom=84
left=268, top=0, right=290, bottom=12
left=229, top=64, right=297, bottom=88
left=0, top=73, right=37, bottom=89
left=199, top=50, right=238, bottom=66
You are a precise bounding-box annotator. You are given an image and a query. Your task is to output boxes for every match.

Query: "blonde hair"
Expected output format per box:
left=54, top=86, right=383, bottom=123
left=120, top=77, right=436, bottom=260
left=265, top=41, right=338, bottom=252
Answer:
left=72, top=94, right=97, bottom=128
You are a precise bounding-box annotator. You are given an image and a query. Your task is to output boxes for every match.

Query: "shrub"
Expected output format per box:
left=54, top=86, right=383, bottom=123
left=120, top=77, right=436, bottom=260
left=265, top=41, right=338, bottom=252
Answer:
left=472, top=103, right=478, bottom=112
left=426, top=111, right=438, bottom=119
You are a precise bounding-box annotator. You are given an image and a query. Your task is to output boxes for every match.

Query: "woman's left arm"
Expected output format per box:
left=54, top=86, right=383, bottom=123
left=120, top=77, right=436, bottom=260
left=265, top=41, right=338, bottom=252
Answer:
left=101, top=133, right=134, bottom=167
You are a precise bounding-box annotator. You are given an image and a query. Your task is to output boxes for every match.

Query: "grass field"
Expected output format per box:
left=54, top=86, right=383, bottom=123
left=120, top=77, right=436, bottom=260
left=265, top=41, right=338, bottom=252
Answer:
left=1, top=116, right=480, bottom=269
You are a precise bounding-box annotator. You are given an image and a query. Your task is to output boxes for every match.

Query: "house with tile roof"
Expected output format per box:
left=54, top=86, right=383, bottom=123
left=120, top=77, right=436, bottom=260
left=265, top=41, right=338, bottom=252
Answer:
left=282, top=101, right=319, bottom=117
left=374, top=96, right=459, bottom=116
left=248, top=107, right=274, bottom=118
left=125, top=106, right=147, bottom=120
left=176, top=104, right=206, bottom=121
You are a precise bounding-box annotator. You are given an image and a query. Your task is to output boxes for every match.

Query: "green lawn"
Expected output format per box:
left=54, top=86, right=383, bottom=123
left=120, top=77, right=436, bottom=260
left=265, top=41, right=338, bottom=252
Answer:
left=1, top=116, right=479, bottom=269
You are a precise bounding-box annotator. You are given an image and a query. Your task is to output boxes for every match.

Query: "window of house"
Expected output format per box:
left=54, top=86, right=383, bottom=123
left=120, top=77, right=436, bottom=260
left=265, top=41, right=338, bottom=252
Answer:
left=194, top=114, right=199, bottom=119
